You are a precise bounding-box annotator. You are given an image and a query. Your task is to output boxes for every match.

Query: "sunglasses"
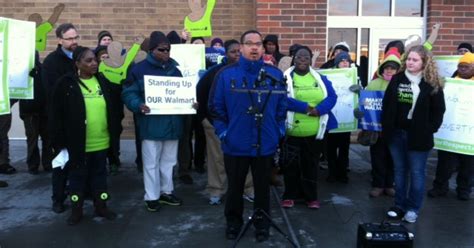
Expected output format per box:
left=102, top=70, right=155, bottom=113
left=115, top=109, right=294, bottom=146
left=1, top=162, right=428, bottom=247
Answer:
left=156, top=47, right=170, bottom=53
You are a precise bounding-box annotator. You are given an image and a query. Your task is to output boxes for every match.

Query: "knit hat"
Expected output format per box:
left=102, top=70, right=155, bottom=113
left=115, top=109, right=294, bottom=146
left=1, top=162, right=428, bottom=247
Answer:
left=224, top=39, right=239, bottom=51
left=166, top=31, right=182, bottom=45
left=333, top=41, right=350, bottom=52
left=263, top=34, right=279, bottom=45
left=334, top=51, right=351, bottom=67
left=98, top=30, right=113, bottom=44
left=73, top=46, right=91, bottom=62
left=148, top=31, right=169, bottom=51
left=457, top=43, right=473, bottom=53
left=191, top=37, right=205, bottom=44
left=459, top=52, right=474, bottom=64
left=211, top=37, right=223, bottom=47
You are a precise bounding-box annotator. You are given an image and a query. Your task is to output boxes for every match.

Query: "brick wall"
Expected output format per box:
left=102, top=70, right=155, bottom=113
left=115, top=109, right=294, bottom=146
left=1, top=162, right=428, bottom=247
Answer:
left=428, top=0, right=474, bottom=55
left=0, top=0, right=255, bottom=139
left=256, top=0, right=328, bottom=66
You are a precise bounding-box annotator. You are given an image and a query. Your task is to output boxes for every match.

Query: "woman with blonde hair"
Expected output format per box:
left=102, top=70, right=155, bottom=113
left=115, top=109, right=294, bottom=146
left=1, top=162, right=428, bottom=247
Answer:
left=381, top=45, right=445, bottom=223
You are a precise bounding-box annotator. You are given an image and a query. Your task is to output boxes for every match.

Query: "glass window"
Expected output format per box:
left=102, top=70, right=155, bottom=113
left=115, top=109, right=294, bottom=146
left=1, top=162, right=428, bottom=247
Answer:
left=329, top=0, right=358, bottom=16
left=395, top=0, right=423, bottom=17
left=328, top=28, right=357, bottom=62
left=362, top=0, right=390, bottom=16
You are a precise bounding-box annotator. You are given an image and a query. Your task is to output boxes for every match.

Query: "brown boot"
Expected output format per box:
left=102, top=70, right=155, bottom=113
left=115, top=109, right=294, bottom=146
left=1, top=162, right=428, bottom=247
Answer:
left=67, top=193, right=83, bottom=225
left=94, top=192, right=117, bottom=220
left=270, top=167, right=283, bottom=187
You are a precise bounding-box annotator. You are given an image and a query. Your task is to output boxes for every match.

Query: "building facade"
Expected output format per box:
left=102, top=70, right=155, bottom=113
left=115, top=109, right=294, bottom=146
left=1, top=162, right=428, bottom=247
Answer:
left=2, top=0, right=473, bottom=138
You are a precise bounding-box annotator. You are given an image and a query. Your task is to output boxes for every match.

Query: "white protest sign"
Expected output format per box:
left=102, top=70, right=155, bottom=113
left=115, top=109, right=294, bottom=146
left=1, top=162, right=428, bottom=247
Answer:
left=318, top=67, right=358, bottom=133
left=434, top=78, right=474, bottom=155
left=144, top=75, right=196, bottom=115
left=434, top=55, right=461, bottom=79
left=170, top=43, right=205, bottom=78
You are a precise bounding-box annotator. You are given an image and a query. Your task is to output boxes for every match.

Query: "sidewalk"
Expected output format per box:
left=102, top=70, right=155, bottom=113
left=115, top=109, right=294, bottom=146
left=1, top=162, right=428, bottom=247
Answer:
left=0, top=140, right=472, bottom=247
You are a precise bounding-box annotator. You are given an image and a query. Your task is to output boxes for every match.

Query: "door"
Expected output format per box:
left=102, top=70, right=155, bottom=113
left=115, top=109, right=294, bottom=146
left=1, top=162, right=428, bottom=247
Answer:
left=369, top=28, right=423, bottom=80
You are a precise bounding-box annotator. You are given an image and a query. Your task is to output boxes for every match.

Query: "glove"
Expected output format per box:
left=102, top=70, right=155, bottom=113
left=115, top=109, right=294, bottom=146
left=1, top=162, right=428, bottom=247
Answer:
left=218, top=131, right=227, bottom=142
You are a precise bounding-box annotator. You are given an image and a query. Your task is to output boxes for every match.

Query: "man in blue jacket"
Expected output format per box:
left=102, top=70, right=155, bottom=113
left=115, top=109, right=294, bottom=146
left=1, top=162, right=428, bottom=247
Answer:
left=122, top=31, right=184, bottom=212
left=209, top=30, right=288, bottom=242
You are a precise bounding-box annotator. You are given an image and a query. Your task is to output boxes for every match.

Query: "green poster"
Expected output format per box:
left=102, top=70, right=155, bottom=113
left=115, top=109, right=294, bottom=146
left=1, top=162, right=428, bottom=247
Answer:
left=0, top=20, right=9, bottom=115
left=184, top=0, right=216, bottom=37
left=317, top=67, right=359, bottom=133
left=0, top=18, right=35, bottom=99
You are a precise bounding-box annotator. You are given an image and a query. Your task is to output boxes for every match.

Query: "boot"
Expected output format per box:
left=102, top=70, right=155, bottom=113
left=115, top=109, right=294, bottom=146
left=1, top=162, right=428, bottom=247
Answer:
left=270, top=167, right=283, bottom=186
left=67, top=193, right=83, bottom=225
left=94, top=192, right=117, bottom=220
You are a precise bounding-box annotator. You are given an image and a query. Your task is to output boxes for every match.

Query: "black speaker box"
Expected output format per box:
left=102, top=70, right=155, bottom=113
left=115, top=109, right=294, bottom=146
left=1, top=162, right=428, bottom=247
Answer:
left=357, top=222, right=414, bottom=248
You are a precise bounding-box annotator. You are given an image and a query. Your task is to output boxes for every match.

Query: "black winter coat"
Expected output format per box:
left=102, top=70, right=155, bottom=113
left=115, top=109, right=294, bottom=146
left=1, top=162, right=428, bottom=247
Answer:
left=41, top=45, right=75, bottom=98
left=381, top=72, right=446, bottom=151
left=19, top=51, right=46, bottom=115
left=49, top=72, right=119, bottom=167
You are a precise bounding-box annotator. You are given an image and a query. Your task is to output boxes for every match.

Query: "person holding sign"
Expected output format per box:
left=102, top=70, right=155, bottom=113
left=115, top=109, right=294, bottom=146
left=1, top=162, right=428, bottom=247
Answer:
left=428, top=52, right=474, bottom=201
left=382, top=45, right=445, bottom=223
left=326, top=51, right=352, bottom=184
left=281, top=46, right=337, bottom=209
left=209, top=30, right=287, bottom=242
left=49, top=47, right=118, bottom=225
left=365, top=49, right=401, bottom=198
left=122, top=31, right=184, bottom=212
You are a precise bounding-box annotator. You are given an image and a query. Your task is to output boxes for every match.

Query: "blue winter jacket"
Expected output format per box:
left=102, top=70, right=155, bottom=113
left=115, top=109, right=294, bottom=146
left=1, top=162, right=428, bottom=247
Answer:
left=122, top=54, right=183, bottom=141
left=209, top=56, right=288, bottom=157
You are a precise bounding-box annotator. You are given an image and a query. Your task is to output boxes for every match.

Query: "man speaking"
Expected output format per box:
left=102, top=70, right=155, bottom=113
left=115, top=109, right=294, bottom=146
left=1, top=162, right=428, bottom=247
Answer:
left=209, top=30, right=287, bottom=242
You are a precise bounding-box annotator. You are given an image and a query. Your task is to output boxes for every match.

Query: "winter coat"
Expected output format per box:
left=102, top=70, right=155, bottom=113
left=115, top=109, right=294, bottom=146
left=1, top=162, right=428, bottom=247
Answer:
left=41, top=45, right=76, bottom=97
left=49, top=73, right=119, bottom=167
left=285, top=66, right=338, bottom=139
left=382, top=72, right=445, bottom=151
left=209, top=56, right=287, bottom=157
left=122, top=54, right=183, bottom=141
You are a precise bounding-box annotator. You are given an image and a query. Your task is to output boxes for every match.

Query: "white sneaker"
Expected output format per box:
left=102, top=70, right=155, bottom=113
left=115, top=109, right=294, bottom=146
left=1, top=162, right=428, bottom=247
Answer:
left=403, top=211, right=418, bottom=223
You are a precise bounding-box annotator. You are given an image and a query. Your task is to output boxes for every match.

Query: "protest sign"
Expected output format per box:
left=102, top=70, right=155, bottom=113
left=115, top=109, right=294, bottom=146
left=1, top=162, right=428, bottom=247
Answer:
left=434, top=78, right=474, bottom=155
left=171, top=43, right=206, bottom=78
left=0, top=20, right=9, bottom=115
left=434, top=55, right=461, bottom=79
left=318, top=67, right=358, bottom=133
left=184, top=0, right=216, bottom=37
left=358, top=90, right=384, bottom=131
left=144, top=76, right=197, bottom=115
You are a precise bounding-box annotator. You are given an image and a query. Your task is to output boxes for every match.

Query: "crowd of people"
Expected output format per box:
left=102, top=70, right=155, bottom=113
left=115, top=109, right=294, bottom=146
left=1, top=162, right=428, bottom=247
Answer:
left=0, top=20, right=473, bottom=244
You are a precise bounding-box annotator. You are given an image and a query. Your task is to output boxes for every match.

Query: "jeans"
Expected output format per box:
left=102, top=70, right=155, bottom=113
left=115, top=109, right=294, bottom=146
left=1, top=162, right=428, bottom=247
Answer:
left=388, top=129, right=429, bottom=214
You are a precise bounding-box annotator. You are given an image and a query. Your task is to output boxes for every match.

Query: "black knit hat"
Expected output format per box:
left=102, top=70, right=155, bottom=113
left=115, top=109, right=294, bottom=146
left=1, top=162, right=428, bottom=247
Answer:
left=149, top=31, right=169, bottom=51
left=73, top=46, right=91, bottom=62
left=98, top=30, right=113, bottom=44
left=457, top=42, right=473, bottom=52
left=166, top=31, right=182, bottom=45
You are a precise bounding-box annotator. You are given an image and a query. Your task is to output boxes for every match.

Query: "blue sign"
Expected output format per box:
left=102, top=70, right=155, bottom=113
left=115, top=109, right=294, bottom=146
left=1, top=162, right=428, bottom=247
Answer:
left=358, top=90, right=384, bottom=131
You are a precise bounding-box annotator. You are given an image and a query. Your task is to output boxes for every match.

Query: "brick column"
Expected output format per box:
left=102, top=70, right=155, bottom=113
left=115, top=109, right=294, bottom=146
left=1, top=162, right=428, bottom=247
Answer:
left=256, top=0, right=328, bottom=66
left=428, top=0, right=474, bottom=55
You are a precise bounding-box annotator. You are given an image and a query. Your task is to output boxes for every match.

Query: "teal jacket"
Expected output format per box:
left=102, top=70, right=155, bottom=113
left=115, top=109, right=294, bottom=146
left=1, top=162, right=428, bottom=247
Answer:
left=122, top=54, right=183, bottom=141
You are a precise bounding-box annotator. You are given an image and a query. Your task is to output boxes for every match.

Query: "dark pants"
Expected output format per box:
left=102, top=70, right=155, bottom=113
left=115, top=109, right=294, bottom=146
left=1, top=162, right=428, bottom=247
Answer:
left=69, top=149, right=108, bottom=193
left=133, top=113, right=142, bottom=167
left=52, top=165, right=70, bottom=204
left=327, top=132, right=351, bottom=180
left=20, top=113, right=53, bottom=171
left=224, top=155, right=273, bottom=230
left=370, top=136, right=394, bottom=188
left=178, top=115, right=193, bottom=177
left=282, top=136, right=321, bottom=201
left=433, top=150, right=474, bottom=194
left=0, top=113, right=12, bottom=165
left=108, top=104, right=124, bottom=166
left=192, top=115, right=206, bottom=169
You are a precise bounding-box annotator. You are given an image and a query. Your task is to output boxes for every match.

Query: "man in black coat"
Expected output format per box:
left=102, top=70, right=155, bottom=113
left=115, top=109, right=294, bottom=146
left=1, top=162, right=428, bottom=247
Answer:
left=41, top=23, right=79, bottom=214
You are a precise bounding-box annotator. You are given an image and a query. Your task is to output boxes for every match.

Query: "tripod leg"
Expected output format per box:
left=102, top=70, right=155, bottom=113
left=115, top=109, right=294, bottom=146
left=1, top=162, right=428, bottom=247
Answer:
left=257, top=209, right=299, bottom=248
left=231, top=214, right=255, bottom=248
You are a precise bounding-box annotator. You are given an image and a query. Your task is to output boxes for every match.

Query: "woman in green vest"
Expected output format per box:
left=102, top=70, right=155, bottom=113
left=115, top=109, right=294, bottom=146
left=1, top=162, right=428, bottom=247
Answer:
left=50, top=46, right=118, bottom=225
left=281, top=46, right=338, bottom=209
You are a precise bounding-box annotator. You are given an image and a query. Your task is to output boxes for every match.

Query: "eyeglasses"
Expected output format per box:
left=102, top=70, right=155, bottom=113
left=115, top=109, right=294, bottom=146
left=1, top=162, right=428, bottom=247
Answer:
left=156, top=48, right=170, bottom=53
left=62, top=36, right=80, bottom=41
left=243, top=41, right=263, bottom=47
left=295, top=56, right=311, bottom=60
